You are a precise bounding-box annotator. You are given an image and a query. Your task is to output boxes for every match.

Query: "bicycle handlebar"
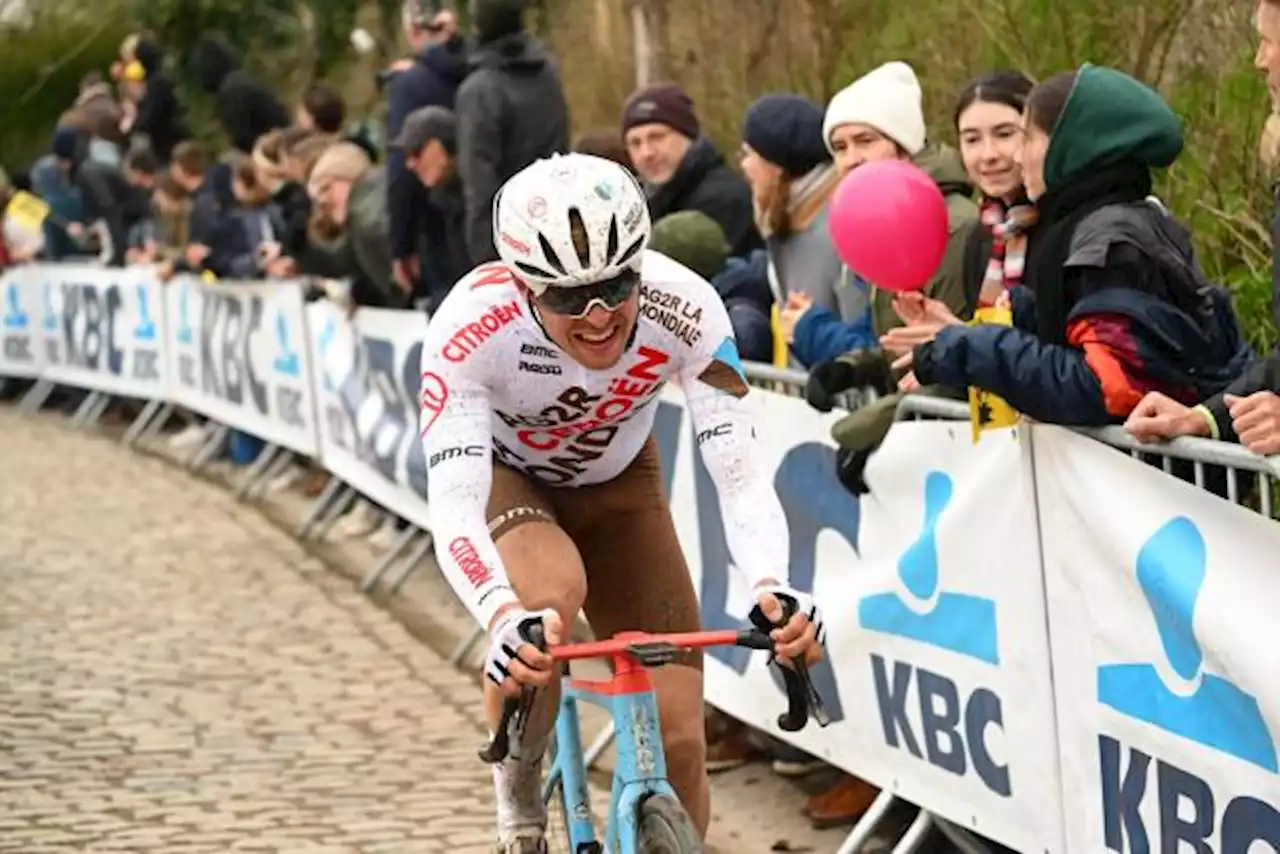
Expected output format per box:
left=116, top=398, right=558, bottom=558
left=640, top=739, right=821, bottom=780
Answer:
left=478, top=607, right=830, bottom=764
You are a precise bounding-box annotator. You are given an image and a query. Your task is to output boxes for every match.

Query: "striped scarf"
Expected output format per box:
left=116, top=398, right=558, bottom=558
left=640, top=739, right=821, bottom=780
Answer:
left=977, top=197, right=1038, bottom=308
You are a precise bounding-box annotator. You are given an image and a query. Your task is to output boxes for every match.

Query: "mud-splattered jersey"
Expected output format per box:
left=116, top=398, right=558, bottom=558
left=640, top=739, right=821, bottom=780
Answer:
left=418, top=250, right=790, bottom=626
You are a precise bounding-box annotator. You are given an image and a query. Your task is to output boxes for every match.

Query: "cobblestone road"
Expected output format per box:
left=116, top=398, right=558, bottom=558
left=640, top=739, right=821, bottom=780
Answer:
left=0, top=410, right=532, bottom=853
left=0, top=408, right=857, bottom=854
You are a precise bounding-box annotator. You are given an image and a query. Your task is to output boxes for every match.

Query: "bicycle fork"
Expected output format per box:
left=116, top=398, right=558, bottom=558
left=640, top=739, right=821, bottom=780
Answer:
left=545, top=667, right=597, bottom=848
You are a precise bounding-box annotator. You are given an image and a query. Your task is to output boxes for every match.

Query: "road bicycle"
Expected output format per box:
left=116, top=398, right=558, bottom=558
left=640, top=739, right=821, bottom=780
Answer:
left=481, top=601, right=831, bottom=854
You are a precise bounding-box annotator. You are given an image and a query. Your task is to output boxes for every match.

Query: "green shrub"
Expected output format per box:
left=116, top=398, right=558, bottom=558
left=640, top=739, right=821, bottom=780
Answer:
left=0, top=1, right=137, bottom=174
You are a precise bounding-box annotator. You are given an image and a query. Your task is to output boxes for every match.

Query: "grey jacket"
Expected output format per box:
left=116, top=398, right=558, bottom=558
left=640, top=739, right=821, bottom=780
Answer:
left=455, top=32, right=569, bottom=263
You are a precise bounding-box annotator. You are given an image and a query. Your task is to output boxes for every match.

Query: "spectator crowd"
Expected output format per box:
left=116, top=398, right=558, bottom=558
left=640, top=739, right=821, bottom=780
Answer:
left=3, top=0, right=1280, bottom=845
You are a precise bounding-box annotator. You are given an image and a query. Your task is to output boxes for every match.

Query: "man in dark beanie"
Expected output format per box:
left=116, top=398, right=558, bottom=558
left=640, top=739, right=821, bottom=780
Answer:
left=622, top=82, right=760, bottom=257
left=455, top=0, right=569, bottom=263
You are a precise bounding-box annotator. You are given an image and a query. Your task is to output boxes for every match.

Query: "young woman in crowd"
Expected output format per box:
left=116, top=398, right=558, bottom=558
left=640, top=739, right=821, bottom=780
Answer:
left=886, top=65, right=1251, bottom=426
left=738, top=94, right=859, bottom=369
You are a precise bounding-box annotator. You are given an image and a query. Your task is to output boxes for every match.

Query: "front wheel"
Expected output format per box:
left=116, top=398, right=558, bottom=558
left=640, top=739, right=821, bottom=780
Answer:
left=636, top=794, right=701, bottom=854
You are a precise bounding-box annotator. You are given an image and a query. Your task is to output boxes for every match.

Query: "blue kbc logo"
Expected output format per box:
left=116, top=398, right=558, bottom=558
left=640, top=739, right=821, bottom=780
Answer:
left=273, top=311, right=300, bottom=377
left=316, top=317, right=337, bottom=391
left=42, top=283, right=58, bottom=332
left=858, top=471, right=1000, bottom=665
left=176, top=286, right=193, bottom=344
left=3, top=283, right=29, bottom=330
left=133, top=285, right=156, bottom=341
left=1098, top=516, right=1276, bottom=772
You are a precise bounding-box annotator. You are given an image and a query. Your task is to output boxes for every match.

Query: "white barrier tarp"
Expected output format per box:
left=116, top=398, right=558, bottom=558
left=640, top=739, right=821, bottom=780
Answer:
left=305, top=301, right=432, bottom=529
left=1034, top=426, right=1280, bottom=852
left=33, top=264, right=168, bottom=398
left=659, top=400, right=1066, bottom=852
left=0, top=266, right=45, bottom=379
left=165, top=277, right=319, bottom=456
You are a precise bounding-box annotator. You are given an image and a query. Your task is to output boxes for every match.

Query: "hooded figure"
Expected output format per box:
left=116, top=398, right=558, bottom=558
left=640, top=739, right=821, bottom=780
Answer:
left=910, top=65, right=1252, bottom=425
left=190, top=34, right=290, bottom=153
left=455, top=0, right=570, bottom=263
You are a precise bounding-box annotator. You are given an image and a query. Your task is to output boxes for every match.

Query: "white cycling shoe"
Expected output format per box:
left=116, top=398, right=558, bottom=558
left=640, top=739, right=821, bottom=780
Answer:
left=493, top=834, right=547, bottom=853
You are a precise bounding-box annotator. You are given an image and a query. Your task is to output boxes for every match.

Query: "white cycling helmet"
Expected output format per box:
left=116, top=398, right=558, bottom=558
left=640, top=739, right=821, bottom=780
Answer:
left=492, top=153, right=651, bottom=294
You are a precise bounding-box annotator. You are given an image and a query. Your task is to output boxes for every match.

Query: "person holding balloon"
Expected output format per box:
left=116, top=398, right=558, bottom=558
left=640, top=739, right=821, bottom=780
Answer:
left=875, top=65, right=1250, bottom=429
left=781, top=61, right=978, bottom=373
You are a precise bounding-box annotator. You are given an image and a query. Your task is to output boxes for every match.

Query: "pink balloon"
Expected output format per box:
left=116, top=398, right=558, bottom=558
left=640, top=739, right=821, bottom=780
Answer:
left=827, top=159, right=949, bottom=293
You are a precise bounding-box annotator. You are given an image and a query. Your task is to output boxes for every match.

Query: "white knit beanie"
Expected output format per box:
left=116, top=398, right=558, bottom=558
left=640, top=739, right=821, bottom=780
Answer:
left=823, top=61, right=926, bottom=157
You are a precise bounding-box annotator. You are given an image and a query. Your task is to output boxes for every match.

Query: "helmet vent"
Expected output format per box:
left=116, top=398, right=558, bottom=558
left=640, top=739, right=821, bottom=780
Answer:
left=615, top=234, right=645, bottom=268
left=568, top=207, right=592, bottom=269
left=605, top=215, right=619, bottom=264
left=537, top=231, right=568, bottom=276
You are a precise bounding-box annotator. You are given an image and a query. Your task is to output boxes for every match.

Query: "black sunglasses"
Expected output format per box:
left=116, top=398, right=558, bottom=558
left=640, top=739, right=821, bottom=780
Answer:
left=533, top=269, right=640, bottom=319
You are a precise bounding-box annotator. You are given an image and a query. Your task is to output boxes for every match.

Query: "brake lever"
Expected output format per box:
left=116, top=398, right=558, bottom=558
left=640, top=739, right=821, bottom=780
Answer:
left=748, top=593, right=831, bottom=732
left=477, top=621, right=549, bottom=764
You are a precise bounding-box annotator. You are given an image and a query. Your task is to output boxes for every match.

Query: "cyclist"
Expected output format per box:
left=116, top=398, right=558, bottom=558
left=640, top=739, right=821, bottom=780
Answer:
left=418, top=153, right=825, bottom=853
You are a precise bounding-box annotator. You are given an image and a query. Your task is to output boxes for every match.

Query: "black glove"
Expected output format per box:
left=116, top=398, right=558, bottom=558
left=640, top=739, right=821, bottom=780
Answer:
left=835, top=446, right=872, bottom=495
left=805, top=350, right=895, bottom=412
left=805, top=360, right=857, bottom=412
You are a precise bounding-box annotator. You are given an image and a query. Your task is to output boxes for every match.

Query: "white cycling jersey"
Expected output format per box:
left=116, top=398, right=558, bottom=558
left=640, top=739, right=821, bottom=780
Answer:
left=418, top=249, right=791, bottom=627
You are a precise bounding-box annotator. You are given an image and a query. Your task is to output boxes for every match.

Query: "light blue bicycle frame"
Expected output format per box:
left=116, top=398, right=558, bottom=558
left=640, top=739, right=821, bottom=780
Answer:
left=542, top=672, right=678, bottom=854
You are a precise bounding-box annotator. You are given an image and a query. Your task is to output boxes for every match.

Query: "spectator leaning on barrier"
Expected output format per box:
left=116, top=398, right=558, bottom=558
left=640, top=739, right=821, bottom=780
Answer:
left=456, top=0, right=569, bottom=264
left=224, top=152, right=286, bottom=279
left=307, top=143, right=402, bottom=308
left=190, top=34, right=291, bottom=154
left=622, top=82, right=761, bottom=258
left=52, top=125, right=141, bottom=267
left=392, top=105, right=470, bottom=312
left=892, top=66, right=1253, bottom=428
left=1127, top=353, right=1280, bottom=455
left=386, top=0, right=468, bottom=298
left=740, top=94, right=865, bottom=370
left=163, top=141, right=234, bottom=279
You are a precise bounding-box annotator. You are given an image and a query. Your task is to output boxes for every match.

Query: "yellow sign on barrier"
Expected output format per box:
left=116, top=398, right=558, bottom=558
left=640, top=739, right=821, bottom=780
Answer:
left=968, top=304, right=1020, bottom=443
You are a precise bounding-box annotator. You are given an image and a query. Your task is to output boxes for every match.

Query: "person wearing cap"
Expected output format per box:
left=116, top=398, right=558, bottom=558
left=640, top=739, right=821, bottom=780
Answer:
left=622, top=82, right=760, bottom=257
left=385, top=1, right=469, bottom=298
left=456, top=0, right=569, bottom=264
left=306, top=143, right=402, bottom=309
left=391, top=105, right=471, bottom=311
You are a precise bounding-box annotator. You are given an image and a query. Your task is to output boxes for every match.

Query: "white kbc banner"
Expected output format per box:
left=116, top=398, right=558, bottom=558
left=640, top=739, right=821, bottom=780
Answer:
left=165, top=277, right=319, bottom=456
left=305, top=301, right=432, bottom=529
left=13, top=264, right=168, bottom=398
left=1035, top=427, right=1280, bottom=853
